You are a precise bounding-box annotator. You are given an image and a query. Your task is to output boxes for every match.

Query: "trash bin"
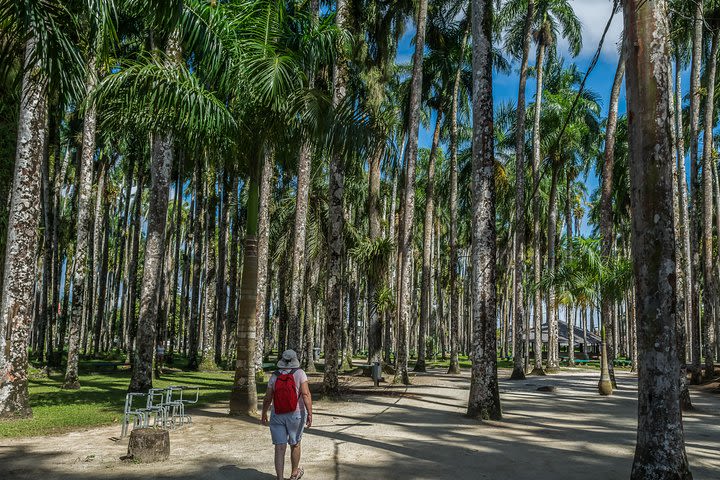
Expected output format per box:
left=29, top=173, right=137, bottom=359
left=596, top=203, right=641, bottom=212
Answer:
left=313, top=347, right=321, bottom=361
left=371, top=362, right=382, bottom=387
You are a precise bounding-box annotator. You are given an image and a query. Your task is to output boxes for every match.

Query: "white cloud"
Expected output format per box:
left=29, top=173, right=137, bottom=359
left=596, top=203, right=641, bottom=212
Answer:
left=556, top=0, right=623, bottom=61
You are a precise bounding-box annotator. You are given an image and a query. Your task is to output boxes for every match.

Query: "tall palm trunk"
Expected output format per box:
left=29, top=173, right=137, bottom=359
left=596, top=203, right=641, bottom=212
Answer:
left=599, top=52, right=625, bottom=391
left=448, top=25, right=470, bottom=376
left=385, top=152, right=401, bottom=364
left=624, top=2, right=692, bottom=477
left=0, top=38, right=48, bottom=418
left=437, top=249, right=447, bottom=360
left=304, top=277, right=317, bottom=372
left=525, top=39, right=546, bottom=380
left=367, top=143, right=384, bottom=364
left=415, top=111, right=442, bottom=373
left=565, top=172, right=574, bottom=365
left=290, top=0, right=320, bottom=358
left=688, top=0, right=704, bottom=386
left=467, top=0, right=501, bottom=421
left=156, top=217, right=174, bottom=365
left=394, top=0, right=429, bottom=386
left=91, top=159, right=108, bottom=354
left=38, top=138, right=53, bottom=366
left=545, top=163, right=559, bottom=371
left=93, top=178, right=110, bottom=355
left=200, top=163, right=218, bottom=370
left=168, top=160, right=183, bottom=357
left=674, top=52, right=693, bottom=410
left=188, top=156, right=204, bottom=370
left=323, top=0, right=351, bottom=396
left=128, top=32, right=180, bottom=393
left=111, top=157, right=133, bottom=351
left=64, top=50, right=99, bottom=389
left=225, top=174, right=240, bottom=365
left=288, top=144, right=313, bottom=354
left=128, top=131, right=174, bottom=392
left=257, top=251, right=272, bottom=371
left=515, top=0, right=536, bottom=380
left=180, top=206, right=194, bottom=356
left=123, top=168, right=143, bottom=360
left=278, top=261, right=289, bottom=352
left=714, top=163, right=720, bottom=364
left=50, top=144, right=72, bottom=365
left=230, top=148, right=273, bottom=415
left=215, top=171, right=229, bottom=365
left=701, top=28, right=719, bottom=382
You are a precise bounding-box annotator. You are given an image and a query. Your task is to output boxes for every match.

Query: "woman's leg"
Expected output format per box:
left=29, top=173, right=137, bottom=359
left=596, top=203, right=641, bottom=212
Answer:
left=290, top=442, right=301, bottom=475
left=274, top=444, right=287, bottom=480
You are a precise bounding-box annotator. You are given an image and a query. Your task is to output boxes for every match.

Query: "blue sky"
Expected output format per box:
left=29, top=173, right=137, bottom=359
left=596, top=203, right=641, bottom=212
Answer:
left=395, top=0, right=643, bottom=235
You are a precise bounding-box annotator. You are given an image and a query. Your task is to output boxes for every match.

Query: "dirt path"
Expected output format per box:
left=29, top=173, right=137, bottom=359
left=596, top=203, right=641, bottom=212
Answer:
left=2, top=369, right=719, bottom=480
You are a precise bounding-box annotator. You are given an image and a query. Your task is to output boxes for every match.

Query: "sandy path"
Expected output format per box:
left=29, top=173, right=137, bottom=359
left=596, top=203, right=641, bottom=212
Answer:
left=2, top=369, right=719, bottom=480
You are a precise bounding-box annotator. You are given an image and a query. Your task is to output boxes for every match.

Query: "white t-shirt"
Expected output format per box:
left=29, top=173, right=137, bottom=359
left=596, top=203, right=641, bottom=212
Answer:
left=268, top=368, right=308, bottom=414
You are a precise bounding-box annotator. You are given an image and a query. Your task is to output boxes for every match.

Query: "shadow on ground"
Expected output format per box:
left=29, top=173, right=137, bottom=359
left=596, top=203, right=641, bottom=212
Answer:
left=2, top=369, right=719, bottom=480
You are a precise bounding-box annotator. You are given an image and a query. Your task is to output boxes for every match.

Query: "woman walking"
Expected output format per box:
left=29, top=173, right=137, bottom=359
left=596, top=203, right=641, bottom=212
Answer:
left=261, top=349, right=313, bottom=480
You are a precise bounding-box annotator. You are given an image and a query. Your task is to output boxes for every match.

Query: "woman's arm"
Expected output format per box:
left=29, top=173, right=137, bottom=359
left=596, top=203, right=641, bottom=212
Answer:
left=300, top=381, right=312, bottom=427
left=261, top=386, right=273, bottom=425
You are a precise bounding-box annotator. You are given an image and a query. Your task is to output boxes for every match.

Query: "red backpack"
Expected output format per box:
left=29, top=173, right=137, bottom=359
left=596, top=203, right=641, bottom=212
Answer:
left=273, top=369, right=299, bottom=414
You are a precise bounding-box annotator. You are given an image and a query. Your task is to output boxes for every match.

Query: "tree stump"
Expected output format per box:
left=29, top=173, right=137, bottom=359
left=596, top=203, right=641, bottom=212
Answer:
left=126, top=428, right=170, bottom=463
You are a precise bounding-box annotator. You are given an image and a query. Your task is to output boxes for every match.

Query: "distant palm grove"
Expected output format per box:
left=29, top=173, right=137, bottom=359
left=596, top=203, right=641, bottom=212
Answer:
left=0, top=0, right=711, bottom=477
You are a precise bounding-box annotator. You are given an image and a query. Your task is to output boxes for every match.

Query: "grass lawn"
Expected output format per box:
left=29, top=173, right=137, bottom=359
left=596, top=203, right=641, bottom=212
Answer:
left=0, top=361, right=252, bottom=439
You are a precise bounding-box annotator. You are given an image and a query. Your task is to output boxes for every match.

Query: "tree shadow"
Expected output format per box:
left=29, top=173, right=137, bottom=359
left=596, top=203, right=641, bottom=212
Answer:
left=0, top=445, right=276, bottom=480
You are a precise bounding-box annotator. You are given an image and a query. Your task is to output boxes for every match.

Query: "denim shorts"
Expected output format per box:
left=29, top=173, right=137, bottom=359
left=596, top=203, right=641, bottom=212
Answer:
left=269, top=411, right=306, bottom=445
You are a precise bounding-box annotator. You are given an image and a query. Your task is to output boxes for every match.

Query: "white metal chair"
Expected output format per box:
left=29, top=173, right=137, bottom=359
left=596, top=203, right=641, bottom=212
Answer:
left=147, top=388, right=170, bottom=428
left=121, top=393, right=151, bottom=438
left=162, top=386, right=187, bottom=428
left=167, top=385, right=199, bottom=425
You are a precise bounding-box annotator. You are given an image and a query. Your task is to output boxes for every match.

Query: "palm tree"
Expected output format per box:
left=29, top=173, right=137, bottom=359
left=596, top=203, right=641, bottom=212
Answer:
left=189, top=158, right=204, bottom=370
left=230, top=147, right=274, bottom=415
left=225, top=0, right=345, bottom=406
left=129, top=30, right=181, bottom=393
left=536, top=61, right=600, bottom=375
left=599, top=48, right=625, bottom=388
left=394, top=0, right=430, bottom=385
left=64, top=35, right=102, bottom=390
left=623, top=1, right=692, bottom=477
left=286, top=0, right=324, bottom=357
left=529, top=0, right=581, bottom=373
left=93, top=1, right=237, bottom=389
left=448, top=24, right=470, bottom=376
left=415, top=112, right=442, bottom=373
left=359, top=0, right=413, bottom=368
left=199, top=160, right=219, bottom=371
left=415, top=11, right=469, bottom=372
left=323, top=0, right=351, bottom=397
left=0, top=0, right=83, bottom=417
left=687, top=0, right=704, bottom=387
left=467, top=0, right=501, bottom=421
left=498, top=0, right=536, bottom=379
left=0, top=37, right=49, bottom=417
left=701, top=10, right=720, bottom=382
left=669, top=0, right=694, bottom=409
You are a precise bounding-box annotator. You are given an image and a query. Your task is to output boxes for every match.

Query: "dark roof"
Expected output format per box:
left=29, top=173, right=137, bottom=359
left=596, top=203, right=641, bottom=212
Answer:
left=521, top=321, right=602, bottom=346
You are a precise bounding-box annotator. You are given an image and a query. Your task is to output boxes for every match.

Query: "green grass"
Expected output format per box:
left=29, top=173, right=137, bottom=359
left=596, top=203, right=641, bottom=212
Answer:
left=0, top=363, right=260, bottom=439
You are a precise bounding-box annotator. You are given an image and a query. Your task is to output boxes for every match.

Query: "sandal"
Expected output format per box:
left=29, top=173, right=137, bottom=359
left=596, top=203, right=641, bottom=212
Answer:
left=290, top=467, right=304, bottom=480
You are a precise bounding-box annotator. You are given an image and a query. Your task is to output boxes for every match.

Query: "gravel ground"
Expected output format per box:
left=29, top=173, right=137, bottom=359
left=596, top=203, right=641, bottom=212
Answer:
left=2, top=368, right=719, bottom=480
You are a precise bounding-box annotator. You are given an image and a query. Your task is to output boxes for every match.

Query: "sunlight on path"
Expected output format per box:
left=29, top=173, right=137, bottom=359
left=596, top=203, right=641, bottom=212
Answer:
left=1, top=370, right=718, bottom=480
